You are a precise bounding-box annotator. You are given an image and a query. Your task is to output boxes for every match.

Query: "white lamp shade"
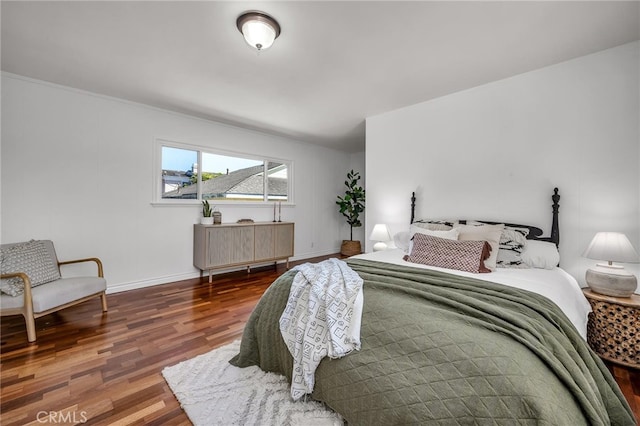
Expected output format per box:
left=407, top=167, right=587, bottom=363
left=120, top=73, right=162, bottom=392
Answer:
left=241, top=20, right=276, bottom=50
left=582, top=232, right=640, bottom=263
left=370, top=224, right=391, bottom=242
left=237, top=12, right=281, bottom=51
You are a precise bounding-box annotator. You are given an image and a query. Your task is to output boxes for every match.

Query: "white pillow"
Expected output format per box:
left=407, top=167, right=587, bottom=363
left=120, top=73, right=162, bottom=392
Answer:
left=393, top=231, right=411, bottom=252
left=521, top=240, right=560, bottom=269
left=454, top=223, right=504, bottom=271
left=411, top=220, right=455, bottom=231
left=410, top=224, right=459, bottom=240
left=409, top=225, right=460, bottom=254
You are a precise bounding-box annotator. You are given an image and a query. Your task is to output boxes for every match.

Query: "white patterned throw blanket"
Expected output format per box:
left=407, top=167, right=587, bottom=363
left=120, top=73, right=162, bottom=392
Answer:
left=279, top=258, right=364, bottom=401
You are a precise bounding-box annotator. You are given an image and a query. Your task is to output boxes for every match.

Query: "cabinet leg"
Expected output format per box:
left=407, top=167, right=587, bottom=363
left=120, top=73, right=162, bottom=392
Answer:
left=208, top=271, right=212, bottom=284
left=247, top=265, right=251, bottom=274
left=286, top=259, right=289, bottom=269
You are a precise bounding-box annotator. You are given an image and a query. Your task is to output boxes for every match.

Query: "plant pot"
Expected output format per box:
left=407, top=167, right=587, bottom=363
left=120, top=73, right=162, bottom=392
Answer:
left=340, top=240, right=362, bottom=256
left=201, top=217, right=214, bottom=225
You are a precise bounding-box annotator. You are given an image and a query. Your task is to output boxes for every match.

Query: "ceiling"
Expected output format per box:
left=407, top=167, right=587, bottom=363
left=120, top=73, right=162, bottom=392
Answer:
left=2, top=1, right=639, bottom=153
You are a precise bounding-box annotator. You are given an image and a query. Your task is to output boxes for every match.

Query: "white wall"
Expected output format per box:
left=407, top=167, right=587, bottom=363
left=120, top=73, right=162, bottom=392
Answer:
left=1, top=74, right=352, bottom=292
left=366, top=41, right=640, bottom=289
left=347, top=151, right=366, bottom=245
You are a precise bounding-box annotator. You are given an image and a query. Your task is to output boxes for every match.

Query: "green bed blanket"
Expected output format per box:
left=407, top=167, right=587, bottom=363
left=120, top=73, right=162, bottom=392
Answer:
left=230, top=258, right=635, bottom=425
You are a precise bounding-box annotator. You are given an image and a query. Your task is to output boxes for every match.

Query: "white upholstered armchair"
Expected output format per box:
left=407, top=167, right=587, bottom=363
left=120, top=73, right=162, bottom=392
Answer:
left=0, top=240, right=107, bottom=342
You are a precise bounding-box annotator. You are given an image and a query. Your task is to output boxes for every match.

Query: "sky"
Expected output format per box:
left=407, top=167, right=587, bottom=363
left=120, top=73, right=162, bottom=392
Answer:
left=162, top=146, right=262, bottom=173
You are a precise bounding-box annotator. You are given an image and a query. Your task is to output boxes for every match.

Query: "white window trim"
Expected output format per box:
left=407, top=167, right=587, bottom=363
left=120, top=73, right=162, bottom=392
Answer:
left=152, top=138, right=294, bottom=206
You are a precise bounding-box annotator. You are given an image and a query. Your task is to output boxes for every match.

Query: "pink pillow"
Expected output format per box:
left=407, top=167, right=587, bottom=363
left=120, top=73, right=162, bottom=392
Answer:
left=403, top=233, right=492, bottom=274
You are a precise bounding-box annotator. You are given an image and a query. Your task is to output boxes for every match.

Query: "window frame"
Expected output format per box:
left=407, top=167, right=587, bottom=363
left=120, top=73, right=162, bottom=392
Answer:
left=152, top=138, right=294, bottom=206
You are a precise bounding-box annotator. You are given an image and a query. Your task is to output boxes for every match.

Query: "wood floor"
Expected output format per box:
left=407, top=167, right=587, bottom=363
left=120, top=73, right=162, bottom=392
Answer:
left=1, top=254, right=639, bottom=425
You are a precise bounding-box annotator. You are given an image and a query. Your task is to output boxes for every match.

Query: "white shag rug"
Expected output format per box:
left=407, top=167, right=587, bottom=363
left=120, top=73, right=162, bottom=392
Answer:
left=162, top=340, right=343, bottom=426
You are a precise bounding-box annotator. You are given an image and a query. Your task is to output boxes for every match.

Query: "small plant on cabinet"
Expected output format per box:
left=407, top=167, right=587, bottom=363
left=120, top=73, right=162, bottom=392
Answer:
left=201, top=200, right=214, bottom=225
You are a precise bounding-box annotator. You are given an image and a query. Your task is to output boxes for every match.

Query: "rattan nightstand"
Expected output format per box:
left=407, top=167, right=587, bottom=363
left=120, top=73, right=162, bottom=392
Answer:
left=583, top=288, right=640, bottom=368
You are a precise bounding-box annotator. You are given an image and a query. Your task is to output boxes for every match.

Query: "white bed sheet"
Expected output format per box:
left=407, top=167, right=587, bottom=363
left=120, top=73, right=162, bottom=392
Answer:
left=351, top=249, right=591, bottom=339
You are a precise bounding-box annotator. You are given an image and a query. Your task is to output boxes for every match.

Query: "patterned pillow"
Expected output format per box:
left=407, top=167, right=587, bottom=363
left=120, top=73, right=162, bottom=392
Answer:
left=455, top=223, right=504, bottom=271
left=0, top=240, right=61, bottom=297
left=403, top=233, right=491, bottom=273
left=497, top=227, right=530, bottom=269
left=408, top=225, right=460, bottom=254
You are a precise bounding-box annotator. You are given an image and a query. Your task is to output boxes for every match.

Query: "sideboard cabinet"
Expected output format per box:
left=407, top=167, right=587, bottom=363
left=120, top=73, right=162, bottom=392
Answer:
left=194, top=222, right=294, bottom=282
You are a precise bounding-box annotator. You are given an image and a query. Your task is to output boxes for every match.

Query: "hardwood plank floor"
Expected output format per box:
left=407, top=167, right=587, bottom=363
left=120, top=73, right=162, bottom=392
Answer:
left=2, top=254, right=639, bottom=425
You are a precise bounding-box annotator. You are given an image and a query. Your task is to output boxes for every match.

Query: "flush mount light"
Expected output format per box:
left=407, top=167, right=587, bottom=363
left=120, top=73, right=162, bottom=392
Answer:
left=236, top=11, right=281, bottom=51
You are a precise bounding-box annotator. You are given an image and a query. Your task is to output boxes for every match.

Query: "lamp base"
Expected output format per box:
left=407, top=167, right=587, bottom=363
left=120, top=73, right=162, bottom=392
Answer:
left=372, top=242, right=388, bottom=252
left=586, top=266, right=637, bottom=298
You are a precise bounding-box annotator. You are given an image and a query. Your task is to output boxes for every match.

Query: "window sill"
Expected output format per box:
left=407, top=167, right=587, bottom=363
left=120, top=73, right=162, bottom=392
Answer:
left=150, top=201, right=296, bottom=207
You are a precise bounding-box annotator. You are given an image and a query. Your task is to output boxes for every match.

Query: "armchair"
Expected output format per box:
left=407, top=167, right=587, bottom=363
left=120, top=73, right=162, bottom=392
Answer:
left=1, top=240, right=107, bottom=342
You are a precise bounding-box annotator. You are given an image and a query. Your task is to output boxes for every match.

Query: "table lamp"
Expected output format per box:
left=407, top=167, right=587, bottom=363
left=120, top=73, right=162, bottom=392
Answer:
left=370, top=224, right=391, bottom=252
left=582, top=232, right=639, bottom=297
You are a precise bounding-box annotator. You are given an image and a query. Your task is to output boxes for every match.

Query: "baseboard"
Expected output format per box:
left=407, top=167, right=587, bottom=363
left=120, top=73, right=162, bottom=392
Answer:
left=106, top=249, right=342, bottom=294
left=296, top=248, right=342, bottom=259
left=106, top=271, right=201, bottom=294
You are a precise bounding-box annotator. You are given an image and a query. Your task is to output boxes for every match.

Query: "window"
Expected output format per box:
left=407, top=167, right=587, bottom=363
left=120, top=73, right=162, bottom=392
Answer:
left=155, top=139, right=291, bottom=204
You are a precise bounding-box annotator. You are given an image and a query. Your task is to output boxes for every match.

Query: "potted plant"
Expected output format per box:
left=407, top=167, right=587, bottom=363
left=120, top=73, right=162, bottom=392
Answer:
left=336, top=169, right=365, bottom=256
left=201, top=200, right=214, bottom=225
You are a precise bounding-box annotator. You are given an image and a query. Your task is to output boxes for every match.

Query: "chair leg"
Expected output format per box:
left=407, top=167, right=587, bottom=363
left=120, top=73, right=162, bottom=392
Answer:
left=100, top=292, right=108, bottom=312
left=24, top=313, right=36, bottom=342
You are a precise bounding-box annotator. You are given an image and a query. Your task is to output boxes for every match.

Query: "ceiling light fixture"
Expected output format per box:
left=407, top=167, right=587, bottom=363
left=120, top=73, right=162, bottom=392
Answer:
left=236, top=11, right=281, bottom=51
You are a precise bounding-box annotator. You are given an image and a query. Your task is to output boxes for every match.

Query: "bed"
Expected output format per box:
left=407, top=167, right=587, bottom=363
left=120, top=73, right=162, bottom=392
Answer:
left=230, top=188, right=635, bottom=425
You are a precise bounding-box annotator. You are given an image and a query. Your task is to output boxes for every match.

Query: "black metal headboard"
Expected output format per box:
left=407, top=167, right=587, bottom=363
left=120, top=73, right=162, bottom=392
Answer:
left=410, top=187, right=560, bottom=247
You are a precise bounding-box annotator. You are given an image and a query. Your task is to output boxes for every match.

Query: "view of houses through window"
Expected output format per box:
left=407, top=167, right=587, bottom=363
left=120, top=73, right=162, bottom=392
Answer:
left=159, top=143, right=290, bottom=202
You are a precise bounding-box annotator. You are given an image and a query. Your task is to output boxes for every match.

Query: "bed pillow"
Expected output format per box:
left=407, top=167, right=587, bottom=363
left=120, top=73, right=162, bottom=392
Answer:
left=454, top=223, right=503, bottom=271
left=393, top=231, right=411, bottom=252
left=496, top=226, right=530, bottom=269
left=404, top=233, right=491, bottom=273
left=521, top=240, right=560, bottom=269
left=467, top=222, right=530, bottom=268
left=410, top=225, right=459, bottom=241
left=0, top=240, right=61, bottom=297
left=409, top=225, right=460, bottom=255
left=411, top=220, right=456, bottom=231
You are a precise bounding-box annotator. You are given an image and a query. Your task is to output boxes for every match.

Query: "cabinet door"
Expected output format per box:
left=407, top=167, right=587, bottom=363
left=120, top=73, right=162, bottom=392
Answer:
left=207, top=227, right=233, bottom=267
left=275, top=223, right=294, bottom=258
left=254, top=225, right=275, bottom=261
left=230, top=226, right=254, bottom=264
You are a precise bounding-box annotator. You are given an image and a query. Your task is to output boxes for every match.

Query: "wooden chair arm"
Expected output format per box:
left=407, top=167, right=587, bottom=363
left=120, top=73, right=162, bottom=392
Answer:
left=58, top=258, right=104, bottom=278
left=0, top=272, right=34, bottom=308
left=0, top=272, right=30, bottom=282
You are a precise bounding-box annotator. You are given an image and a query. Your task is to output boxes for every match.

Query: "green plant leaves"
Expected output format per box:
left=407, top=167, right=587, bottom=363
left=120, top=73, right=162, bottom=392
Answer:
left=336, top=169, right=365, bottom=240
left=202, top=200, right=213, bottom=217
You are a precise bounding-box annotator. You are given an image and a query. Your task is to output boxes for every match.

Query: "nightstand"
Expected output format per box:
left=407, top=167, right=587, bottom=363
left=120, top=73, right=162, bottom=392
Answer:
left=583, top=288, right=640, bottom=368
